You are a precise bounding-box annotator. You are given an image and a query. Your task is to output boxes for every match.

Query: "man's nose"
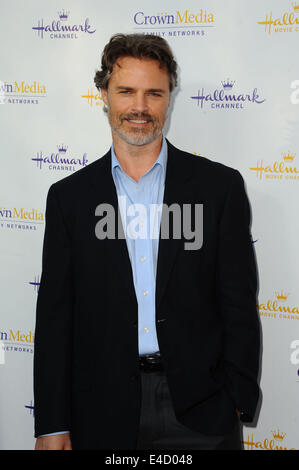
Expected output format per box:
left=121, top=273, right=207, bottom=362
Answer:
left=131, top=93, right=149, bottom=114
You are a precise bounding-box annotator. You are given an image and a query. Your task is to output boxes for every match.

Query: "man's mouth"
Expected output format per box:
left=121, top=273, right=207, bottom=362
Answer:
left=121, top=114, right=154, bottom=126
left=127, top=119, right=149, bottom=124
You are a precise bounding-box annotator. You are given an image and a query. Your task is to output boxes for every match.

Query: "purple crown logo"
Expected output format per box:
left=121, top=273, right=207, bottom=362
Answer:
left=57, top=144, right=68, bottom=153
left=58, top=10, right=69, bottom=21
left=221, top=79, right=235, bottom=89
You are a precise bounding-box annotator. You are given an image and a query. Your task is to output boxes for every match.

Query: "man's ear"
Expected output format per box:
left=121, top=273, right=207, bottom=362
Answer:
left=101, top=88, right=108, bottom=105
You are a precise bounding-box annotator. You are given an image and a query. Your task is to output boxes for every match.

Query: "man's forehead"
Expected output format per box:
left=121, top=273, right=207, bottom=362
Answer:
left=111, top=56, right=166, bottom=73
left=106, top=56, right=170, bottom=91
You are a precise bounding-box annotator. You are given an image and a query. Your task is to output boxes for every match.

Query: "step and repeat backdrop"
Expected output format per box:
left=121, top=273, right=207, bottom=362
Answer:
left=0, top=0, right=298, bottom=450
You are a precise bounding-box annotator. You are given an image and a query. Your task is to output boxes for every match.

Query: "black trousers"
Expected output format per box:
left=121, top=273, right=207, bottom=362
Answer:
left=136, top=370, right=243, bottom=450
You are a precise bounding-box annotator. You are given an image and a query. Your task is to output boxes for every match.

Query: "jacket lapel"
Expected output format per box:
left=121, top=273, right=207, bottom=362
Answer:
left=155, top=141, right=194, bottom=313
left=88, top=150, right=138, bottom=311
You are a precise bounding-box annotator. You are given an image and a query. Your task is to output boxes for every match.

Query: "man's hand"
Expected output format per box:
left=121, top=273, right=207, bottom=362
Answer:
left=236, top=409, right=241, bottom=420
left=35, top=433, right=72, bottom=450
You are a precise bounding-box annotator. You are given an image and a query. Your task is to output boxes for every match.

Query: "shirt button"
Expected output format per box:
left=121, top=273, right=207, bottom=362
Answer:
left=143, top=290, right=148, bottom=296
left=140, top=256, right=146, bottom=262
left=144, top=327, right=149, bottom=333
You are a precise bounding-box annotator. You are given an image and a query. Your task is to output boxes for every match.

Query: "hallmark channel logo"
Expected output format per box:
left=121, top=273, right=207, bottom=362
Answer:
left=259, top=291, right=299, bottom=321
left=0, top=80, right=46, bottom=105
left=31, top=144, right=88, bottom=172
left=249, top=151, right=299, bottom=181
left=81, top=87, right=104, bottom=107
left=132, top=9, right=215, bottom=38
left=0, top=206, right=44, bottom=231
left=191, top=79, right=266, bottom=110
left=0, top=328, right=34, bottom=355
left=32, top=9, right=96, bottom=40
left=243, top=429, right=296, bottom=450
left=257, top=2, right=299, bottom=35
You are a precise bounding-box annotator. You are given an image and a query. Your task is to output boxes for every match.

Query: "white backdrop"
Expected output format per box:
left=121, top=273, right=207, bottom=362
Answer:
left=0, top=0, right=298, bottom=450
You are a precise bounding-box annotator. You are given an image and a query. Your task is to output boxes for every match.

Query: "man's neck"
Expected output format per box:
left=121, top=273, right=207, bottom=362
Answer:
left=112, top=133, right=163, bottom=182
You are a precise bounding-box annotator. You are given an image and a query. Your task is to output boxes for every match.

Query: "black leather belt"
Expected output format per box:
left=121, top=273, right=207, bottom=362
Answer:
left=138, top=353, right=164, bottom=372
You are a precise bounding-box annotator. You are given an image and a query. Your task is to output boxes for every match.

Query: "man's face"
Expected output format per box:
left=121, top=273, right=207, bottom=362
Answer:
left=101, top=56, right=171, bottom=146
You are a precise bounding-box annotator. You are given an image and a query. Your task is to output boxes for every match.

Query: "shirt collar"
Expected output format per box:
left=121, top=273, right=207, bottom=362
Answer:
left=111, top=136, right=168, bottom=180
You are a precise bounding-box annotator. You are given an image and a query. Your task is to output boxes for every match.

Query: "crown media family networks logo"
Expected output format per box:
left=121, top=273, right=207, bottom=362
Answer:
left=249, top=152, right=299, bottom=181
left=257, top=2, right=299, bottom=35
left=190, top=79, right=266, bottom=110
left=0, top=206, right=44, bottom=232
left=32, top=9, right=96, bottom=39
left=0, top=328, right=34, bottom=356
left=132, top=8, right=215, bottom=38
left=0, top=80, right=46, bottom=105
left=31, top=144, right=88, bottom=172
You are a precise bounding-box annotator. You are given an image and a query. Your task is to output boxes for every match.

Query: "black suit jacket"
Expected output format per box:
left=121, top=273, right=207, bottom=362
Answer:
left=34, top=140, right=261, bottom=449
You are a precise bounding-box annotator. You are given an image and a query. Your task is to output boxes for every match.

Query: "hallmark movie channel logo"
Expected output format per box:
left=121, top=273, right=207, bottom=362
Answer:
left=132, top=8, right=215, bottom=39
left=31, top=144, right=88, bottom=172
left=191, top=79, right=266, bottom=110
left=32, top=9, right=96, bottom=40
left=0, top=206, right=44, bottom=232
left=243, top=429, right=296, bottom=450
left=259, top=291, right=299, bottom=321
left=0, top=79, right=46, bottom=105
left=250, top=151, right=299, bottom=181
left=257, top=2, right=299, bottom=35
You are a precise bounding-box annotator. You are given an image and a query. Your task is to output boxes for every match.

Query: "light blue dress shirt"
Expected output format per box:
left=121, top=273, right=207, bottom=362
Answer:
left=39, top=137, right=168, bottom=437
left=111, top=136, right=167, bottom=356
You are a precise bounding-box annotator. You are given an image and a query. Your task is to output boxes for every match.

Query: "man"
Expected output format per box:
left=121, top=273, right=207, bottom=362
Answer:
left=34, top=34, right=261, bottom=450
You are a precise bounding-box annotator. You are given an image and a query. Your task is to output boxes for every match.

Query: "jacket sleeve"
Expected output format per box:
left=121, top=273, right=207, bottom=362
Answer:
left=34, top=184, right=73, bottom=437
left=216, top=169, right=261, bottom=422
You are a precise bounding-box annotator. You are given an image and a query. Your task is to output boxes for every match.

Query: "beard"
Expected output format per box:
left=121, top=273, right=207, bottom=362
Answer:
left=107, top=109, right=166, bottom=146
